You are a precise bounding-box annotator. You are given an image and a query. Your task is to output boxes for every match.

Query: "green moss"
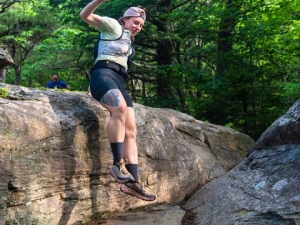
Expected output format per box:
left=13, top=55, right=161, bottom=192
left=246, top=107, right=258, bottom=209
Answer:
left=238, top=209, right=252, bottom=216
left=0, top=87, right=8, bottom=98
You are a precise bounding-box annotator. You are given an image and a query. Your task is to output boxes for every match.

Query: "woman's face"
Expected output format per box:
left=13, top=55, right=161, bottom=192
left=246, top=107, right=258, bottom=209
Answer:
left=124, top=17, right=144, bottom=36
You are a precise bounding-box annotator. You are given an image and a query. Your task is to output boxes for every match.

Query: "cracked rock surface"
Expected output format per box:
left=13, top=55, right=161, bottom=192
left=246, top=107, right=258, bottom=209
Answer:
left=0, top=84, right=254, bottom=225
left=183, top=100, right=300, bottom=225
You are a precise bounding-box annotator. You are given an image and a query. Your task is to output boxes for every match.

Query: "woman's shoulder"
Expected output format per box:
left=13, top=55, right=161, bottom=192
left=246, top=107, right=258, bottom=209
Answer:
left=100, top=17, right=123, bottom=37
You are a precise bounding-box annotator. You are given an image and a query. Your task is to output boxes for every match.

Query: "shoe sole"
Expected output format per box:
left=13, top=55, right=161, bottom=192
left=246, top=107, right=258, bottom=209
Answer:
left=109, top=168, right=133, bottom=184
left=120, top=184, right=156, bottom=201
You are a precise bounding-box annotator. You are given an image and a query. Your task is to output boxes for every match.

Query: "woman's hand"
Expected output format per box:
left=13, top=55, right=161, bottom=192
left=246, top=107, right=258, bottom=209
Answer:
left=79, top=0, right=108, bottom=28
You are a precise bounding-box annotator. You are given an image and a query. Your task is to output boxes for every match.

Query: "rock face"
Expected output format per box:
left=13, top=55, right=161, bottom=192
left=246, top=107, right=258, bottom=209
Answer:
left=0, top=48, right=14, bottom=68
left=184, top=100, right=300, bottom=224
left=253, top=101, right=300, bottom=150
left=0, top=84, right=254, bottom=225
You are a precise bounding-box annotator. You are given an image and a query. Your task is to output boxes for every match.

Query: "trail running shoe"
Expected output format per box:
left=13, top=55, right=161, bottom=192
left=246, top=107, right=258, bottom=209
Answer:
left=109, top=158, right=134, bottom=184
left=120, top=180, right=156, bottom=201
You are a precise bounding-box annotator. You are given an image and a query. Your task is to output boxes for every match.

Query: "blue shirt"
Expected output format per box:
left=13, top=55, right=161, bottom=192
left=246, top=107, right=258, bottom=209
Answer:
left=47, top=80, right=68, bottom=89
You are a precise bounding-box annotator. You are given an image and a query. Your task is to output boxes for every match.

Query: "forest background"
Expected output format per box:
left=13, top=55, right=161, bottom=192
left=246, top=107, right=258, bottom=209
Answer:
left=0, top=0, right=299, bottom=140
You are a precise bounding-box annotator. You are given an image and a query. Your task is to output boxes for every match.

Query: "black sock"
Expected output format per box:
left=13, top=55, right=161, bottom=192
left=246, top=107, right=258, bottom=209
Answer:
left=110, top=142, right=123, bottom=165
left=125, top=164, right=139, bottom=181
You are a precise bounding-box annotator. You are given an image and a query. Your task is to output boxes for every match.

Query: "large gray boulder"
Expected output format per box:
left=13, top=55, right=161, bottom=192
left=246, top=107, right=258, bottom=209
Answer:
left=0, top=83, right=254, bottom=225
left=0, top=48, right=14, bottom=68
left=183, top=100, right=300, bottom=225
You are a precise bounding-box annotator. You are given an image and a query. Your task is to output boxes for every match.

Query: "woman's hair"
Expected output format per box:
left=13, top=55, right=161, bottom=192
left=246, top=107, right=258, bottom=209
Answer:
left=118, top=6, right=146, bottom=26
left=117, top=17, right=134, bottom=41
left=117, top=17, right=126, bottom=26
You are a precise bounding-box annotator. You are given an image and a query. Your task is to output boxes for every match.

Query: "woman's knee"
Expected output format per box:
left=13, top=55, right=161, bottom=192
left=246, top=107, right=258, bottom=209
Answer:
left=125, top=128, right=136, bottom=139
left=125, top=122, right=137, bottom=139
left=110, top=104, right=128, bottom=122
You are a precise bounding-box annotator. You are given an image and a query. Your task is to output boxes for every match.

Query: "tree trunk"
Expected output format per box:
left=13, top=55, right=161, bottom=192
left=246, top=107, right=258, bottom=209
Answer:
left=13, top=64, right=21, bottom=85
left=0, top=68, right=6, bottom=83
left=156, top=39, right=173, bottom=98
left=28, top=77, right=32, bottom=87
left=156, top=0, right=174, bottom=107
left=216, top=0, right=242, bottom=81
left=211, top=0, right=242, bottom=126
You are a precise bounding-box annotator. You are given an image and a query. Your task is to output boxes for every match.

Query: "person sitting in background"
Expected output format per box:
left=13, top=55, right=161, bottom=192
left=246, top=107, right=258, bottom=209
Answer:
left=46, top=74, right=70, bottom=90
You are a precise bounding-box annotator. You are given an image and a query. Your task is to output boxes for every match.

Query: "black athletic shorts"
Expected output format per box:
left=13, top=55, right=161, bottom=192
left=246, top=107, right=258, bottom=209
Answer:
left=90, top=68, right=133, bottom=108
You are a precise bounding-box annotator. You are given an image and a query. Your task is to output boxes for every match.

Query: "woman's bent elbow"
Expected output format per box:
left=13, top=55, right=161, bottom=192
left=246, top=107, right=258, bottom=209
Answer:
left=79, top=12, right=85, bottom=20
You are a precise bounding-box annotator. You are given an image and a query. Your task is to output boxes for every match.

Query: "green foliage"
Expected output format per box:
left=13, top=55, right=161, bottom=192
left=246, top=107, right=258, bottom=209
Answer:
left=1, top=0, right=300, bottom=140
left=22, top=26, right=90, bottom=90
left=0, top=88, right=8, bottom=98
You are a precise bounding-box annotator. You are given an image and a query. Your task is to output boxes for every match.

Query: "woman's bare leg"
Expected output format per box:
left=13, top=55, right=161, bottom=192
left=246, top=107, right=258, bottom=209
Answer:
left=100, top=89, right=134, bottom=183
